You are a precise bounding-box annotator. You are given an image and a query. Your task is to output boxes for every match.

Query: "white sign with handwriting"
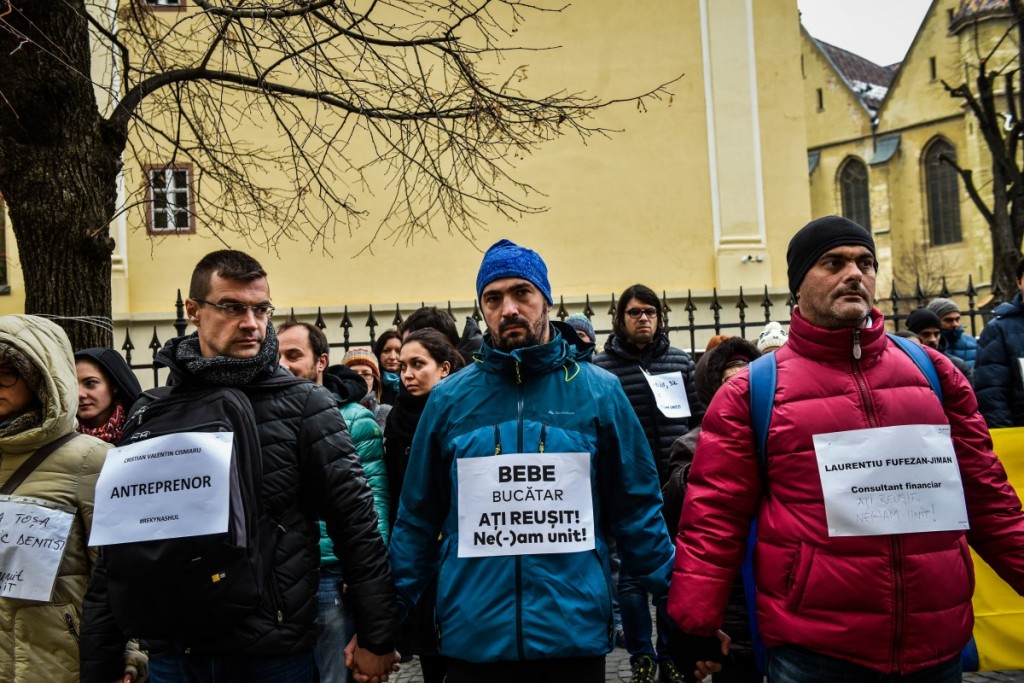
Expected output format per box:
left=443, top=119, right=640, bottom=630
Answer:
left=0, top=496, right=75, bottom=601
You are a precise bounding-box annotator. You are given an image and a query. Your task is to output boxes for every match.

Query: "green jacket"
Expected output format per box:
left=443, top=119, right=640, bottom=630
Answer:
left=319, top=401, right=391, bottom=565
left=0, top=316, right=136, bottom=683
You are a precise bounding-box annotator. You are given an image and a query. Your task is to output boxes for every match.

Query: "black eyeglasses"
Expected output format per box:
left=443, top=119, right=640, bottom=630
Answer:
left=626, top=307, right=658, bottom=320
left=193, top=299, right=275, bottom=320
left=0, top=365, right=20, bottom=388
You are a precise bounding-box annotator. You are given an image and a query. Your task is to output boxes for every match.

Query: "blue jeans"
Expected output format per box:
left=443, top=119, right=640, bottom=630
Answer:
left=618, top=575, right=671, bottom=661
left=315, top=567, right=354, bottom=683
left=767, top=645, right=962, bottom=683
left=149, top=652, right=315, bottom=683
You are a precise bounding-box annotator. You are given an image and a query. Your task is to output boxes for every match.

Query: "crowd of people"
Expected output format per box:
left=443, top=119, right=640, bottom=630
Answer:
left=1, top=216, right=1024, bottom=683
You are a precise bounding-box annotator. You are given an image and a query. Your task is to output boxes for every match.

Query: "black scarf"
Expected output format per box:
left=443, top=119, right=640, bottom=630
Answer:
left=383, top=390, right=429, bottom=527
left=173, top=323, right=279, bottom=387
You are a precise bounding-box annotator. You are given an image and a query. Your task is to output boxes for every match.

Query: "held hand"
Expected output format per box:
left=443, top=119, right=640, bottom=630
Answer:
left=345, top=634, right=400, bottom=683
left=113, top=675, right=134, bottom=683
left=692, top=629, right=730, bottom=681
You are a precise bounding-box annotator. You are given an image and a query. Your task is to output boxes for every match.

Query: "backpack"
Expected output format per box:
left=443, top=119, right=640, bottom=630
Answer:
left=101, top=383, right=268, bottom=640
left=743, top=333, right=942, bottom=673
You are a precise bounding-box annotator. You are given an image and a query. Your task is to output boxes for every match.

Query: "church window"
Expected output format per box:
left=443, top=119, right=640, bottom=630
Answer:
left=924, top=139, right=962, bottom=246
left=839, top=158, right=871, bottom=230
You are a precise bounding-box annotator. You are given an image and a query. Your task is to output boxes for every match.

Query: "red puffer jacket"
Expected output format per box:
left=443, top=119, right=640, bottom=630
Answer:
left=668, top=308, right=1024, bottom=674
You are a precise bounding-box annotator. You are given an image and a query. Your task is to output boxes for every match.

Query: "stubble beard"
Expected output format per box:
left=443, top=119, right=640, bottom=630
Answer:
left=493, top=314, right=550, bottom=352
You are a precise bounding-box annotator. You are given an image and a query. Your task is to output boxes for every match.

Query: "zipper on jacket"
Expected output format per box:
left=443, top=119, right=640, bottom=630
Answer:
left=493, top=425, right=503, bottom=455
left=64, top=612, right=79, bottom=644
left=852, top=329, right=863, bottom=360
left=515, top=380, right=526, bottom=660
left=890, top=536, right=905, bottom=672
left=538, top=425, right=547, bottom=453
left=850, top=358, right=879, bottom=429
left=269, top=524, right=287, bottom=625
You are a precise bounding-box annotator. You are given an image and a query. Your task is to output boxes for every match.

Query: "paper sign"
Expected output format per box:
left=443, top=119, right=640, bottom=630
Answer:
left=90, top=432, right=233, bottom=546
left=813, top=424, right=969, bottom=537
left=0, top=496, right=75, bottom=601
left=457, top=452, right=594, bottom=558
left=642, top=369, right=691, bottom=419
left=1018, top=358, right=1024, bottom=383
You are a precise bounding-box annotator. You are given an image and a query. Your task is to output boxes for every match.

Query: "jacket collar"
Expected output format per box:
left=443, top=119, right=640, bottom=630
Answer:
left=602, top=331, right=670, bottom=363
left=477, top=322, right=578, bottom=382
left=994, top=292, right=1024, bottom=318
left=786, top=307, right=887, bottom=363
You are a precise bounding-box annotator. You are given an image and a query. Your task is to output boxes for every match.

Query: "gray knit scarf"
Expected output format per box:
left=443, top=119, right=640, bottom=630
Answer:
left=174, top=322, right=279, bottom=387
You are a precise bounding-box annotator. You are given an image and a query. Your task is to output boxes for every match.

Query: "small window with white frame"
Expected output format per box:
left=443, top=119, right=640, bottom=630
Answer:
left=143, top=0, right=184, bottom=7
left=145, top=164, right=196, bottom=234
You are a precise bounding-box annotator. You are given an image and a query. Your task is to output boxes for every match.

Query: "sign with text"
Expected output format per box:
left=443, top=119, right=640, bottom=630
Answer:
left=0, top=496, right=75, bottom=601
left=457, top=452, right=594, bottom=558
left=642, top=369, right=691, bottom=419
left=90, top=432, right=232, bottom=546
left=813, top=424, right=969, bottom=537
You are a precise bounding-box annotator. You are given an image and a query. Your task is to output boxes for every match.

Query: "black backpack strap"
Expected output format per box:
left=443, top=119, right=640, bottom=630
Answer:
left=0, top=432, right=81, bottom=495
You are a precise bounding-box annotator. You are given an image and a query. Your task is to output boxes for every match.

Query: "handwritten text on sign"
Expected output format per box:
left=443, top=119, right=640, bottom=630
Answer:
left=457, top=452, right=594, bottom=558
left=90, top=431, right=232, bottom=546
left=0, top=496, right=74, bottom=601
left=813, top=424, right=969, bottom=537
left=642, top=369, right=691, bottom=419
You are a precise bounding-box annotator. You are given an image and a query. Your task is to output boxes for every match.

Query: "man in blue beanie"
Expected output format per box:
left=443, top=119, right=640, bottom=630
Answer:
left=388, top=240, right=696, bottom=683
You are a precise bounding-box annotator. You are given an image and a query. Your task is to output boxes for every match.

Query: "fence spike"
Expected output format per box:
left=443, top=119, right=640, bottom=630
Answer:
left=174, top=289, right=188, bottom=338
left=556, top=296, right=568, bottom=320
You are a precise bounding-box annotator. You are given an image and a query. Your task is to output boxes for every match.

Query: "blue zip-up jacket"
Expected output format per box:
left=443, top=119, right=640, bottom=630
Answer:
left=941, top=327, right=978, bottom=368
left=388, top=322, right=673, bottom=662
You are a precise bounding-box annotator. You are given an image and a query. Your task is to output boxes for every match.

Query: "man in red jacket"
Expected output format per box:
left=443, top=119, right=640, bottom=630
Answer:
left=668, top=216, right=1024, bottom=682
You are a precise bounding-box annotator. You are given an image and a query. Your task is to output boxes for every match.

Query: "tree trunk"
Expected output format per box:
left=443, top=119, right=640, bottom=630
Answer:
left=0, top=1, right=124, bottom=349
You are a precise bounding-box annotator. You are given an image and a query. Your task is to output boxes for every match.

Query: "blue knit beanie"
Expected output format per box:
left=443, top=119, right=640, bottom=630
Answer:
left=476, top=239, right=553, bottom=305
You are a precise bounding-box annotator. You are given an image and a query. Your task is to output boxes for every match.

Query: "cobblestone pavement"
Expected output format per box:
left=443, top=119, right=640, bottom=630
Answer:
left=389, top=649, right=1024, bottom=682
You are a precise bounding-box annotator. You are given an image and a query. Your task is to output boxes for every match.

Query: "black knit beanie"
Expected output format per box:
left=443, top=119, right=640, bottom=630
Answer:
left=906, top=307, right=942, bottom=334
left=787, top=216, right=876, bottom=296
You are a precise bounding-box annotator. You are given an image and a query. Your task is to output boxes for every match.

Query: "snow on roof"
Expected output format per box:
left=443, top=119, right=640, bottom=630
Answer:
left=815, top=39, right=899, bottom=112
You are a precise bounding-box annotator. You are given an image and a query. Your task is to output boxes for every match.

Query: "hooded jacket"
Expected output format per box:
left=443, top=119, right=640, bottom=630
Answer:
left=323, top=365, right=390, bottom=545
left=0, top=316, right=114, bottom=683
left=975, top=293, right=1024, bottom=428
left=594, top=333, right=700, bottom=484
left=81, top=334, right=398, bottom=681
left=388, top=322, right=673, bottom=662
left=668, top=308, right=1024, bottom=674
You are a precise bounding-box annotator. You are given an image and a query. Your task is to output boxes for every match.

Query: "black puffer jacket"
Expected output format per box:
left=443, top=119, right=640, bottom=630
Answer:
left=976, top=293, right=1024, bottom=427
left=594, top=333, right=700, bottom=484
left=81, top=338, right=398, bottom=681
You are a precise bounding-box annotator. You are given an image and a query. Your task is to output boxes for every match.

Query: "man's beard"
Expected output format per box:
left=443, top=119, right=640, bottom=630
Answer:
left=493, top=314, right=548, bottom=351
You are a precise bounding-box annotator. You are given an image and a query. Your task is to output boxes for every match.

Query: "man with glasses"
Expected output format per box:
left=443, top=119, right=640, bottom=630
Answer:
left=82, top=250, right=400, bottom=683
left=594, top=284, right=699, bottom=683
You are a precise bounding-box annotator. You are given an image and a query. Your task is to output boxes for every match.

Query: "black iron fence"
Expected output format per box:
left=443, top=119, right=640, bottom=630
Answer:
left=118, top=275, right=1005, bottom=388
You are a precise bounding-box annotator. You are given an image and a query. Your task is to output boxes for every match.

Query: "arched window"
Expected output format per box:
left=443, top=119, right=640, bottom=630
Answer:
left=839, top=158, right=871, bottom=230
left=924, top=139, right=962, bottom=246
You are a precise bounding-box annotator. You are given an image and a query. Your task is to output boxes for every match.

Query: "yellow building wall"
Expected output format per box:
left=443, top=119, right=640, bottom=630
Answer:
left=3, top=0, right=809, bottom=352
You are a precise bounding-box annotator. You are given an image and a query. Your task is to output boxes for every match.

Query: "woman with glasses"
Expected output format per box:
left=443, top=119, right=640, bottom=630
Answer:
left=74, top=348, right=143, bottom=445
left=0, top=315, right=145, bottom=683
left=342, top=348, right=391, bottom=431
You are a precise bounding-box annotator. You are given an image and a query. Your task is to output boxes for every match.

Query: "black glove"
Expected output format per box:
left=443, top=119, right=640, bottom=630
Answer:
left=668, top=628, right=725, bottom=683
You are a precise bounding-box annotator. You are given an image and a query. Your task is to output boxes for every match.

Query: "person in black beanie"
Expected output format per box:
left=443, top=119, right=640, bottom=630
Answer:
left=668, top=216, right=1024, bottom=683
left=906, top=307, right=973, bottom=381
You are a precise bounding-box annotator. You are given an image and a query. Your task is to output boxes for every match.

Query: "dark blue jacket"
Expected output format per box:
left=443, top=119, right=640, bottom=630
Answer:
left=976, top=293, right=1024, bottom=427
left=388, top=322, right=672, bottom=662
left=942, top=327, right=978, bottom=368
